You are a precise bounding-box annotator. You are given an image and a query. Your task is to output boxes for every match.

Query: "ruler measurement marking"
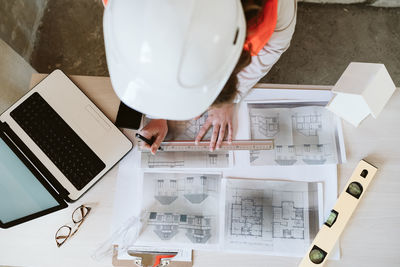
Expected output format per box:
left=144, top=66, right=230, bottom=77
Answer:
left=138, top=140, right=274, bottom=151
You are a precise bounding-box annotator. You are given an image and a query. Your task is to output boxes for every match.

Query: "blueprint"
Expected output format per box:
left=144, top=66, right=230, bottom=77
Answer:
left=141, top=151, right=230, bottom=169
left=141, top=113, right=231, bottom=168
left=165, top=113, right=212, bottom=141
left=248, top=104, right=340, bottom=166
left=224, top=178, right=321, bottom=256
left=112, top=88, right=343, bottom=259
left=137, top=172, right=221, bottom=246
left=143, top=113, right=211, bottom=141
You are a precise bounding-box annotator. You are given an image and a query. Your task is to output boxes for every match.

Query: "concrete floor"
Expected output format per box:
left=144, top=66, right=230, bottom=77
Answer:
left=30, top=1, right=400, bottom=86
left=263, top=3, right=400, bottom=85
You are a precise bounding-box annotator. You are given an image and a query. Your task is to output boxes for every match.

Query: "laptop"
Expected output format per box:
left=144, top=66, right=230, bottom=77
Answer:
left=0, top=70, right=132, bottom=228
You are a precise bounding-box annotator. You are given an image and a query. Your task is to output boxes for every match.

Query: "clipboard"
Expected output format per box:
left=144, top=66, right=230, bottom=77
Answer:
left=112, top=245, right=193, bottom=267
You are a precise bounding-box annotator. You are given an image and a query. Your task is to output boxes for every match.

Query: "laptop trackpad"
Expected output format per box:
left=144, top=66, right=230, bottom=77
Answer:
left=85, top=105, right=110, bottom=130
left=75, top=105, right=110, bottom=140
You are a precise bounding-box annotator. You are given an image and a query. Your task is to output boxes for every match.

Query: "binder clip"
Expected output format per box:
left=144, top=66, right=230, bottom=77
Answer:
left=112, top=246, right=193, bottom=267
left=130, top=253, right=176, bottom=267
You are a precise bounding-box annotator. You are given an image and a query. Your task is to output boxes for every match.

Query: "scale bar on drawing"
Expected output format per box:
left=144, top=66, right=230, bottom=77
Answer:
left=148, top=140, right=275, bottom=152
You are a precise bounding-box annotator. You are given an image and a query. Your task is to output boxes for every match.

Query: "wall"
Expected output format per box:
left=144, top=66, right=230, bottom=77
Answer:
left=0, top=39, right=36, bottom=113
left=0, top=0, right=43, bottom=111
left=0, top=0, right=48, bottom=61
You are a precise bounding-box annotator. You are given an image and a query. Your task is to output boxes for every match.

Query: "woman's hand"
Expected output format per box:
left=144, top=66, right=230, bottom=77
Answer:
left=139, top=119, right=168, bottom=155
left=195, top=103, right=235, bottom=151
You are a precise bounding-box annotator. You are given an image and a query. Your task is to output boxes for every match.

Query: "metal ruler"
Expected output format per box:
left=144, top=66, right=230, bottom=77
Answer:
left=138, top=140, right=274, bottom=152
left=299, top=159, right=378, bottom=266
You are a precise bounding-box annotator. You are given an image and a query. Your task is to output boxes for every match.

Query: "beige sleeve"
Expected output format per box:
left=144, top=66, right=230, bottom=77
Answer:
left=236, top=0, right=297, bottom=101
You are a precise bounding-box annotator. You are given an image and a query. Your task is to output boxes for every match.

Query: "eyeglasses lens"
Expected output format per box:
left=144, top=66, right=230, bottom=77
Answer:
left=55, top=225, right=71, bottom=247
left=72, top=206, right=90, bottom=223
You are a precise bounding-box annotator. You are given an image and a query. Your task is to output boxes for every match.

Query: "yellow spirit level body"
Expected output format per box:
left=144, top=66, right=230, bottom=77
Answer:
left=299, top=160, right=378, bottom=266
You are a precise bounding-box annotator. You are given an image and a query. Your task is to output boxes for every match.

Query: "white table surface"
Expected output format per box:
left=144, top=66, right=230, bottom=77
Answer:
left=0, top=75, right=399, bottom=267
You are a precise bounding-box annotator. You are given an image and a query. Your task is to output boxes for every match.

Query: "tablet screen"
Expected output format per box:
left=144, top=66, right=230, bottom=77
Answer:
left=0, top=138, right=62, bottom=225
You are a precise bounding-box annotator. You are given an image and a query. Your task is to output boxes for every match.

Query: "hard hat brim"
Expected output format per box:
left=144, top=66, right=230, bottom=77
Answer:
left=103, top=0, right=246, bottom=120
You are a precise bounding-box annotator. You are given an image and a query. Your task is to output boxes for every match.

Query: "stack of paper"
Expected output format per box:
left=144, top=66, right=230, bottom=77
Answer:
left=111, top=88, right=346, bottom=261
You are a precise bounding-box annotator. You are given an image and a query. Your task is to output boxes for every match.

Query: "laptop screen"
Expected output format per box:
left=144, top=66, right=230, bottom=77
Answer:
left=0, top=138, right=62, bottom=225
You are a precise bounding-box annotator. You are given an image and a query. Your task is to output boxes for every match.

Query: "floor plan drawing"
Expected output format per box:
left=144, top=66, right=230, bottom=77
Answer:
left=274, top=145, right=298, bottom=166
left=148, top=173, right=219, bottom=205
left=148, top=212, right=180, bottom=240
left=292, top=113, right=322, bottom=136
left=301, top=143, right=331, bottom=164
left=141, top=151, right=230, bottom=169
left=142, top=114, right=210, bottom=141
left=165, top=113, right=211, bottom=141
left=224, top=179, right=321, bottom=256
left=272, top=201, right=305, bottom=239
left=144, top=154, right=185, bottom=169
left=181, top=214, right=212, bottom=243
left=147, top=212, right=212, bottom=243
left=139, top=172, right=221, bottom=246
left=183, top=175, right=212, bottom=204
left=230, top=190, right=264, bottom=238
left=248, top=104, right=340, bottom=166
left=250, top=114, right=280, bottom=137
left=154, top=178, right=179, bottom=205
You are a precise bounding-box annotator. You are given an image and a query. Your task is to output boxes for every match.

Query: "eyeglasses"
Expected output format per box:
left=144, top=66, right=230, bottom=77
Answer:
left=55, top=205, right=91, bottom=247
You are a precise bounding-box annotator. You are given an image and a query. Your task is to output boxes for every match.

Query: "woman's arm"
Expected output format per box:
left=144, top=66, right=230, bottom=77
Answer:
left=237, top=0, right=298, bottom=99
left=195, top=0, right=297, bottom=149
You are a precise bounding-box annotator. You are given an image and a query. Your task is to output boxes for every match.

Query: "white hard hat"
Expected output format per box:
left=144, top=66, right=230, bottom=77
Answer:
left=103, top=0, right=246, bottom=120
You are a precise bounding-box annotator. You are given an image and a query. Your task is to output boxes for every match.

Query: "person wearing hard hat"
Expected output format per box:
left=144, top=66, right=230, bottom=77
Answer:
left=103, top=0, right=297, bottom=154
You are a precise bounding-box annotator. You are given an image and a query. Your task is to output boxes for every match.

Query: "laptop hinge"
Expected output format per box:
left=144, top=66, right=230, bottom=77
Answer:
left=0, top=121, right=70, bottom=198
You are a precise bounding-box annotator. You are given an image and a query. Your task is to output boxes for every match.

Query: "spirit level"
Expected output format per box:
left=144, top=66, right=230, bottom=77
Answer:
left=299, top=159, right=378, bottom=266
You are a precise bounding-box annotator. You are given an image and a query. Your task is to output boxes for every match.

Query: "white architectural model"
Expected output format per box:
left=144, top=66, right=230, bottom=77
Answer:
left=327, top=62, right=396, bottom=127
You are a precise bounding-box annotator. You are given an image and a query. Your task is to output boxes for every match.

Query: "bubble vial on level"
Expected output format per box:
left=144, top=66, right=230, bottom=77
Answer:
left=309, top=245, right=327, bottom=264
left=346, top=181, right=363, bottom=199
left=324, top=210, right=338, bottom=227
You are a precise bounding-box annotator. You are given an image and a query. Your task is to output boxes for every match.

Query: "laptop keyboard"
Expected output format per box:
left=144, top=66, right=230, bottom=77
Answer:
left=10, top=92, right=106, bottom=190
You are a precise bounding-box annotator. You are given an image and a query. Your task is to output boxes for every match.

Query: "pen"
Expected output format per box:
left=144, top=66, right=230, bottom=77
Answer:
left=135, top=133, right=163, bottom=151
